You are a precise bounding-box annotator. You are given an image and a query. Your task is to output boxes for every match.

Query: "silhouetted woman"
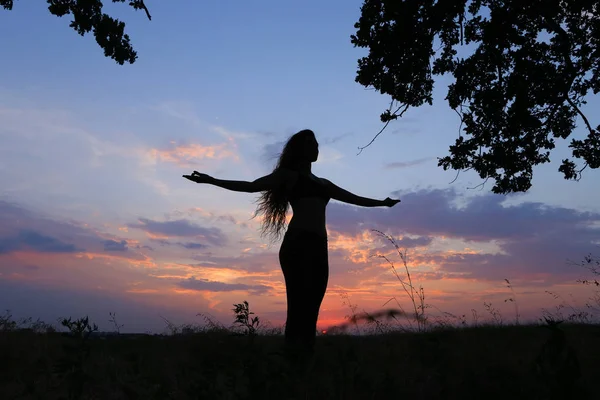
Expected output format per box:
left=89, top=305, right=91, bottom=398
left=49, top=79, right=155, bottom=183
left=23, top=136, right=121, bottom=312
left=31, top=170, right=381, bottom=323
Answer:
left=183, top=129, right=400, bottom=355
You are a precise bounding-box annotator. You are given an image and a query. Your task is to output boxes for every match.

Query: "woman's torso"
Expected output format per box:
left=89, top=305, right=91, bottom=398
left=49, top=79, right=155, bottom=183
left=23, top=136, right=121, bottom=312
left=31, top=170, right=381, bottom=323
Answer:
left=284, top=171, right=330, bottom=238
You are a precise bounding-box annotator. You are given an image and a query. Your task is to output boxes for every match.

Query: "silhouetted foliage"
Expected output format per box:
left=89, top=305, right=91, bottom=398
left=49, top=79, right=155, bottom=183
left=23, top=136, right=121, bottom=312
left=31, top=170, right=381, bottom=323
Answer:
left=232, top=301, right=261, bottom=336
left=0, top=0, right=151, bottom=64
left=352, top=0, right=600, bottom=193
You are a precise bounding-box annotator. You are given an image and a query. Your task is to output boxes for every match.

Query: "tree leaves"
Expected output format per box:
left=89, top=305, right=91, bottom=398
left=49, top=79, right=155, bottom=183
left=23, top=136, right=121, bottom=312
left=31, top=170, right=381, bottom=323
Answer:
left=0, top=0, right=14, bottom=10
left=352, top=0, right=599, bottom=193
left=2, top=0, right=152, bottom=65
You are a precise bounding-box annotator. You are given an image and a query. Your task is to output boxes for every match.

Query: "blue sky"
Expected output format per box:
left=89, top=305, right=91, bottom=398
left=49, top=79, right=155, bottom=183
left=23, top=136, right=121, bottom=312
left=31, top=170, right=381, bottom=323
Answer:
left=0, top=1, right=598, bottom=333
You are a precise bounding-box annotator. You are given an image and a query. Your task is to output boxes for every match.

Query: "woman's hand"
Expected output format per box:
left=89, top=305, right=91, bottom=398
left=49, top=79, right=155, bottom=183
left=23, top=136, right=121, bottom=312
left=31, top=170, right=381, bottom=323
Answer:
left=183, top=171, right=214, bottom=184
left=383, top=197, right=401, bottom=207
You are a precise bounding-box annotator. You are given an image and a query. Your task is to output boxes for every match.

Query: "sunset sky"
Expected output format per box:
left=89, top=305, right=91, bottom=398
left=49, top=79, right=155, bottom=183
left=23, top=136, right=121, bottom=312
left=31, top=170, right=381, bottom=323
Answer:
left=1, top=1, right=599, bottom=334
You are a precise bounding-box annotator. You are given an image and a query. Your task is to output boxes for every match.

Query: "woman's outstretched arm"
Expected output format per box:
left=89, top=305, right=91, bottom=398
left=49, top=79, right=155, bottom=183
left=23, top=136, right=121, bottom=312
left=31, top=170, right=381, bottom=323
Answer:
left=323, top=179, right=400, bottom=207
left=183, top=169, right=290, bottom=193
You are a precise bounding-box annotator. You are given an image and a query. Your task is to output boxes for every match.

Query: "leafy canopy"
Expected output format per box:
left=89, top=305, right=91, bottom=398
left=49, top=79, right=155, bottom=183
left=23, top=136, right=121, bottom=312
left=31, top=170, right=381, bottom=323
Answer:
left=1, top=0, right=151, bottom=65
left=351, top=0, right=599, bottom=194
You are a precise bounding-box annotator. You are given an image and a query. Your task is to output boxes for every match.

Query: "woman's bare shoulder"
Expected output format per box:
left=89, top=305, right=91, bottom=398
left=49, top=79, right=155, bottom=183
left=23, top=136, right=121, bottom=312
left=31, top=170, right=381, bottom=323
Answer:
left=315, top=175, right=330, bottom=185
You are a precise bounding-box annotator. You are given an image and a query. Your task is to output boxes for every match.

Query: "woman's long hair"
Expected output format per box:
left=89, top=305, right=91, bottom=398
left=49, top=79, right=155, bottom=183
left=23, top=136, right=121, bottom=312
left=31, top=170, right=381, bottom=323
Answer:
left=254, top=129, right=314, bottom=242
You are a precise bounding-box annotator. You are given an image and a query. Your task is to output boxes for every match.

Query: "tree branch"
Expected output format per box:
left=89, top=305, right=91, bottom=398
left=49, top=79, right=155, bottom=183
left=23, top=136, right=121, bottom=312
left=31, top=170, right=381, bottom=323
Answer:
left=542, top=15, right=590, bottom=132
left=117, top=0, right=152, bottom=20
left=467, top=176, right=490, bottom=191
left=447, top=106, right=467, bottom=185
left=566, top=97, right=595, bottom=136
left=357, top=102, right=410, bottom=155
left=543, top=14, right=596, bottom=181
left=575, top=162, right=588, bottom=181
left=138, top=0, right=152, bottom=20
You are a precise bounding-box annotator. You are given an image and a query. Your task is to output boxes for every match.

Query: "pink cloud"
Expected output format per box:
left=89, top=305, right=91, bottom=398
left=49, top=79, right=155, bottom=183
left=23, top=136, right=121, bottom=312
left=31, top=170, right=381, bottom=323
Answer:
left=145, top=142, right=238, bottom=167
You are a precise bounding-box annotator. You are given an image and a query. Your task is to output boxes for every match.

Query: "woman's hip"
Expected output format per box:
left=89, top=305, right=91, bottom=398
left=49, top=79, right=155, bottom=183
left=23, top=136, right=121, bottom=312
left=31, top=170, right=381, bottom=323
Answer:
left=279, top=228, right=328, bottom=265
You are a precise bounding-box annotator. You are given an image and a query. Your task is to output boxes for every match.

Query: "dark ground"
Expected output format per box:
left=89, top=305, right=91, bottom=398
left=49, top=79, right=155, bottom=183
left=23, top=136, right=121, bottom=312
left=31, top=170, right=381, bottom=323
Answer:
left=1, top=323, right=598, bottom=400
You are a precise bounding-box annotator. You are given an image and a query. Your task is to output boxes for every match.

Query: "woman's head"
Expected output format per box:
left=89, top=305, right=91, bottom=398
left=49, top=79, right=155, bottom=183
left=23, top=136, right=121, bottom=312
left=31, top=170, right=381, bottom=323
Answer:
left=276, top=129, right=319, bottom=169
left=254, top=129, right=318, bottom=242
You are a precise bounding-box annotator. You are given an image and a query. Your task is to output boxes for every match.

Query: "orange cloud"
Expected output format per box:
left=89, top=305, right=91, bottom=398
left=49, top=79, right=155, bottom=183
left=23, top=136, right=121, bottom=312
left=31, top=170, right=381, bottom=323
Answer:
left=146, top=142, right=239, bottom=167
left=126, top=288, right=159, bottom=294
left=150, top=262, right=281, bottom=283
left=146, top=232, right=171, bottom=240
left=328, top=231, right=377, bottom=264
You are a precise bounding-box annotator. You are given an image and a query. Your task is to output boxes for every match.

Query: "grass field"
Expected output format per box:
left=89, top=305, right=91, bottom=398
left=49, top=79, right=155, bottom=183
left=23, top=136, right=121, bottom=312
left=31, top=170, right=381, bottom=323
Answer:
left=1, top=312, right=598, bottom=400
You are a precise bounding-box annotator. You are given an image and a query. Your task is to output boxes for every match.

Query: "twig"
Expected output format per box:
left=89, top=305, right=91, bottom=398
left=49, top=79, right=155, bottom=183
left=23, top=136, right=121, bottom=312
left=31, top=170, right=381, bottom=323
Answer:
left=447, top=106, right=469, bottom=184
left=448, top=169, right=461, bottom=184
left=357, top=102, right=410, bottom=155
left=467, top=176, right=490, bottom=191
left=137, top=0, right=152, bottom=20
